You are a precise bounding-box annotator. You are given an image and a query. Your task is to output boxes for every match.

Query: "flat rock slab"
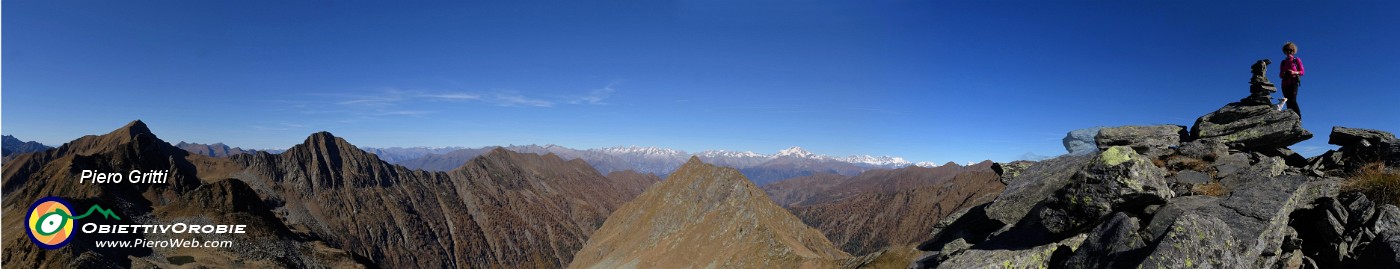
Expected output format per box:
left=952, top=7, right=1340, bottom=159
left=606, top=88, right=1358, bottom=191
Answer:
left=1192, top=103, right=1312, bottom=151
left=938, top=234, right=1087, bottom=268
left=1096, top=124, right=1186, bottom=153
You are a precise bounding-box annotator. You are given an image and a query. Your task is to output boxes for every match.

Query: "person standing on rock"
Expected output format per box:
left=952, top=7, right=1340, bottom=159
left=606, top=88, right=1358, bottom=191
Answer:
left=1280, top=41, right=1305, bottom=116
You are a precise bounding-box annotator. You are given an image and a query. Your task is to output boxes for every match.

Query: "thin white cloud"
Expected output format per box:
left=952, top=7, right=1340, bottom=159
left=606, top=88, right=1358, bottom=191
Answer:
left=296, top=84, right=616, bottom=118
left=489, top=91, right=555, bottom=107
left=333, top=89, right=409, bottom=107
left=419, top=92, right=482, bottom=101
left=568, top=84, right=616, bottom=105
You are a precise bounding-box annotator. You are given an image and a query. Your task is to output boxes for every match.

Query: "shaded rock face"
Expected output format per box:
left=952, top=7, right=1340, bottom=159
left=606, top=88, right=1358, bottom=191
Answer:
left=1063, top=127, right=1104, bottom=156
left=1310, top=127, right=1400, bottom=174
left=1063, top=212, right=1148, bottom=268
left=1288, top=192, right=1400, bottom=268
left=569, top=157, right=849, bottom=269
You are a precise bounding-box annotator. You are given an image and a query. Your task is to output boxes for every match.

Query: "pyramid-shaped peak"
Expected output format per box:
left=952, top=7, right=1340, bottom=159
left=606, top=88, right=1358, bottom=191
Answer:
left=570, top=148, right=849, bottom=268
left=107, top=120, right=155, bottom=139
left=306, top=131, right=337, bottom=141
left=776, top=146, right=815, bottom=158
left=285, top=131, right=361, bottom=156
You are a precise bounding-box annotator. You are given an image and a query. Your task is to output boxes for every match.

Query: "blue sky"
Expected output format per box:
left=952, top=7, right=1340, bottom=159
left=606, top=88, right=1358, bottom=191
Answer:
left=4, top=1, right=1399, bottom=164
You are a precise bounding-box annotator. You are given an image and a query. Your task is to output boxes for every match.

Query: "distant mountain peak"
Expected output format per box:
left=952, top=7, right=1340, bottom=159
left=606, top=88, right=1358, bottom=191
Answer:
left=776, top=146, right=815, bottom=158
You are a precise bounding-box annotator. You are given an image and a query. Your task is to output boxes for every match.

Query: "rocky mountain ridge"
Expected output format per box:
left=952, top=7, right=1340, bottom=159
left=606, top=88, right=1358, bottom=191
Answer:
left=2, top=121, right=367, bottom=268
left=2, top=134, right=52, bottom=158
left=2, top=120, right=658, bottom=268
left=913, top=59, right=1400, bottom=268
left=175, top=141, right=252, bottom=157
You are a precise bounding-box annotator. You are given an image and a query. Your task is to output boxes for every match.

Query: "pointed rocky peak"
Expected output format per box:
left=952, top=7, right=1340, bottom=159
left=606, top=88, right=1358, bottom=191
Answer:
left=281, top=131, right=380, bottom=164
left=301, top=131, right=339, bottom=147
left=776, top=146, right=815, bottom=158
left=55, top=120, right=176, bottom=156
left=111, top=120, right=155, bottom=139
left=570, top=152, right=849, bottom=268
left=686, top=155, right=704, bottom=165
left=971, top=160, right=997, bottom=168
left=943, top=161, right=961, bottom=167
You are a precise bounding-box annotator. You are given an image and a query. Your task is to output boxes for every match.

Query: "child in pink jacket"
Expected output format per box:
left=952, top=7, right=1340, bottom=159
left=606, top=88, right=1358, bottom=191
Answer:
left=1280, top=42, right=1305, bottom=116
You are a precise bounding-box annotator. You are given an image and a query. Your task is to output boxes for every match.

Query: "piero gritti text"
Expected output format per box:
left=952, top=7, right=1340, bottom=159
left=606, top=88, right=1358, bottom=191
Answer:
left=80, top=169, right=169, bottom=184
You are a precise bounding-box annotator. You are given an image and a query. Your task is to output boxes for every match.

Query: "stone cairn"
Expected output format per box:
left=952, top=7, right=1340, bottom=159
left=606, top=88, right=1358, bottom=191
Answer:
left=1243, top=58, right=1277, bottom=105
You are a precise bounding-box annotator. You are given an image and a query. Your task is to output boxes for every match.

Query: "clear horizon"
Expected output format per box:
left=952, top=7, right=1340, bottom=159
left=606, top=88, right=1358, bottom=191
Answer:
left=6, top=1, right=1399, bottom=164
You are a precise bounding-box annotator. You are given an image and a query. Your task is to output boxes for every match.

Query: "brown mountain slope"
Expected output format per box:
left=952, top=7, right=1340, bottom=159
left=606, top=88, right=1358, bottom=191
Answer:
left=764, top=161, right=994, bottom=207
left=569, top=157, right=851, bottom=269
left=227, top=132, right=656, bottom=268
left=1, top=120, right=365, bottom=268
left=789, top=170, right=1004, bottom=256
left=763, top=173, right=849, bottom=207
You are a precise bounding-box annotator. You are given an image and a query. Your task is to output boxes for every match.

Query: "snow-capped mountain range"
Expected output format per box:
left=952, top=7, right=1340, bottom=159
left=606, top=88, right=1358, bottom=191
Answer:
left=593, top=146, right=929, bottom=169
left=393, top=144, right=947, bottom=178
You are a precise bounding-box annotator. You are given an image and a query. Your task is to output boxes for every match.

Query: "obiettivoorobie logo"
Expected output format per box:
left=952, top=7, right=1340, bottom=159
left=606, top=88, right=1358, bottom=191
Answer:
left=25, top=196, right=121, bottom=250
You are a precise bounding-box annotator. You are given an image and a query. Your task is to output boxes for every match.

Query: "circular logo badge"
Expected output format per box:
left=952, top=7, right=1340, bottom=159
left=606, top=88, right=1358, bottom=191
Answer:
left=26, top=197, right=76, bottom=250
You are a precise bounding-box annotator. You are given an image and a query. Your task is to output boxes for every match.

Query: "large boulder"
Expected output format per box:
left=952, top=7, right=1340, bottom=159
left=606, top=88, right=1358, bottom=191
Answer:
left=1330, top=126, right=1399, bottom=167
left=1063, top=212, right=1149, bottom=268
left=1038, top=146, right=1173, bottom=235
left=1191, top=102, right=1312, bottom=151
left=1095, top=125, right=1187, bottom=154
left=1064, top=127, right=1105, bottom=156
left=984, top=154, right=1095, bottom=227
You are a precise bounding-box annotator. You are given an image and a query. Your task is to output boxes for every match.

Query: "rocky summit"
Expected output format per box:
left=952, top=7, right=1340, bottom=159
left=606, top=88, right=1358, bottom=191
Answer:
left=912, top=60, right=1400, bottom=268
left=569, top=157, right=851, bottom=269
left=1192, top=59, right=1313, bottom=151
